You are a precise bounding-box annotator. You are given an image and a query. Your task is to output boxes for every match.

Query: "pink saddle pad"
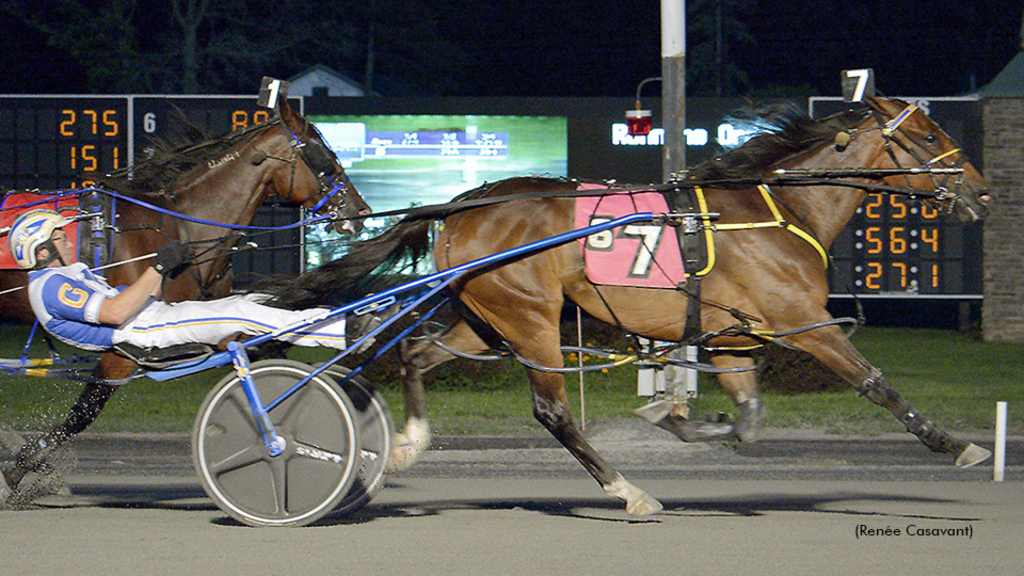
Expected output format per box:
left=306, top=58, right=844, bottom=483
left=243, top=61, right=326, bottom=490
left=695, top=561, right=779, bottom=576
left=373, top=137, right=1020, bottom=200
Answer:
left=574, top=184, right=686, bottom=289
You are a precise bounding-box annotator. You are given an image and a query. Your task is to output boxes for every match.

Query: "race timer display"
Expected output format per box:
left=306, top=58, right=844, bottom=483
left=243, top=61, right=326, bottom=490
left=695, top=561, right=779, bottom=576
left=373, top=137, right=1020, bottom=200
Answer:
left=0, top=95, right=295, bottom=191
left=828, top=193, right=982, bottom=297
left=0, top=97, right=129, bottom=190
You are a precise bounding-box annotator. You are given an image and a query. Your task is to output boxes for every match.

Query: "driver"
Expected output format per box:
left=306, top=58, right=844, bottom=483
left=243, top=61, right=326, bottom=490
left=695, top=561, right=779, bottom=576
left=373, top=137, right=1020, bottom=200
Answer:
left=2, top=208, right=383, bottom=507
left=7, top=209, right=353, bottom=352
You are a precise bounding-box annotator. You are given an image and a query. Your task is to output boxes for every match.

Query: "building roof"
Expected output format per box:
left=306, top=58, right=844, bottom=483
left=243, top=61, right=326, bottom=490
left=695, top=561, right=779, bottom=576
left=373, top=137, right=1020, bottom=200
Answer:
left=288, top=64, right=372, bottom=97
left=979, top=51, right=1024, bottom=97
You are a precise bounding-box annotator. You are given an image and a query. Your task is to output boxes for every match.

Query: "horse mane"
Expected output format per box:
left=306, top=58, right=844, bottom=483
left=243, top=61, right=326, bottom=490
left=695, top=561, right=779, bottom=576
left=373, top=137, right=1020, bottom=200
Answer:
left=687, top=101, right=869, bottom=185
left=97, top=112, right=278, bottom=199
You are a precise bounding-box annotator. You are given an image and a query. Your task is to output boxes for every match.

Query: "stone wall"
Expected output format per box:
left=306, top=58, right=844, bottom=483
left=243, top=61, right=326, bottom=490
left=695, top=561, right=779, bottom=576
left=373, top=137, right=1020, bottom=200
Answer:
left=982, top=97, right=1024, bottom=343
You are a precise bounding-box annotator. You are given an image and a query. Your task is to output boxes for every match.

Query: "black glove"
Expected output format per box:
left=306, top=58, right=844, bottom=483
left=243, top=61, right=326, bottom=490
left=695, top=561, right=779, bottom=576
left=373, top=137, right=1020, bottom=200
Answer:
left=152, top=242, right=194, bottom=279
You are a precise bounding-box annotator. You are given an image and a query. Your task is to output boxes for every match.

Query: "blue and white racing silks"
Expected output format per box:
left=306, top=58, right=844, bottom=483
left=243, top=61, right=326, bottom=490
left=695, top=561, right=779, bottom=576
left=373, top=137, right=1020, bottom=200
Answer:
left=27, top=264, right=349, bottom=353
left=27, top=263, right=126, bottom=351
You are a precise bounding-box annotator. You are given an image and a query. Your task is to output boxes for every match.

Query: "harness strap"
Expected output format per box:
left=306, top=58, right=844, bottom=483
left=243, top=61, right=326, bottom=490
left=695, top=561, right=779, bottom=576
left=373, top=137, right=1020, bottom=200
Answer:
left=709, top=185, right=829, bottom=269
left=881, top=104, right=918, bottom=137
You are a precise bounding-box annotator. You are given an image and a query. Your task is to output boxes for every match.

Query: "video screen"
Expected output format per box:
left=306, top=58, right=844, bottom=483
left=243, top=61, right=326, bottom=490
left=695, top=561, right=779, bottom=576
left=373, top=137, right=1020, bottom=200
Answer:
left=304, top=114, right=567, bottom=269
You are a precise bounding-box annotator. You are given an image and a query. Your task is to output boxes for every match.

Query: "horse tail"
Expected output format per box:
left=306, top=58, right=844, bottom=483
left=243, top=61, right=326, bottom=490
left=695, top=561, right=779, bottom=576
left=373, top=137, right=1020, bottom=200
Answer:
left=258, top=216, right=433, bottom=309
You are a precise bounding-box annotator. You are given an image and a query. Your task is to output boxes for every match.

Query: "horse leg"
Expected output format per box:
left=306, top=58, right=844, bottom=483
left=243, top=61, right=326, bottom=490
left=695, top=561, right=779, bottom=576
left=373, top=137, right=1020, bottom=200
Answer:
left=785, top=325, right=990, bottom=467
left=646, top=353, right=766, bottom=443
left=3, top=383, right=116, bottom=495
left=709, top=354, right=767, bottom=441
left=388, top=320, right=489, bottom=472
left=459, top=286, right=661, bottom=516
left=2, top=353, right=130, bottom=493
left=523, top=349, right=662, bottom=516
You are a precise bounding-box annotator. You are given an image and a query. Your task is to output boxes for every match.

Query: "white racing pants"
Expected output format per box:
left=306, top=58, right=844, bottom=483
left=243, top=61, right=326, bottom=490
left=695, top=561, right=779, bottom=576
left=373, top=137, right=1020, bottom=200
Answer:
left=112, top=294, right=346, bottom=350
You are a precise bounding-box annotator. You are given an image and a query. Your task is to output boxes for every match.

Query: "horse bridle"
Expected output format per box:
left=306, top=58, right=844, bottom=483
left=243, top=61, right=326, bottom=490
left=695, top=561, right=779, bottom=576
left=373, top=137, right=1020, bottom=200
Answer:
left=866, top=101, right=968, bottom=213
left=183, top=118, right=362, bottom=298
left=284, top=118, right=362, bottom=225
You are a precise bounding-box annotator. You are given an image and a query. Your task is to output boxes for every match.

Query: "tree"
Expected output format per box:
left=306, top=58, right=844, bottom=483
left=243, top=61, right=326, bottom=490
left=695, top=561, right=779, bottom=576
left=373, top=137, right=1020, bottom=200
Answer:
left=1, top=0, right=461, bottom=95
left=686, top=0, right=756, bottom=96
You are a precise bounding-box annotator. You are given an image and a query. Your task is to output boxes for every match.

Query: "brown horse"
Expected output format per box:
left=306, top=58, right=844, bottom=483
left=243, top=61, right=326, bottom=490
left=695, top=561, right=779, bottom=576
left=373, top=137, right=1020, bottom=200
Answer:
left=0, top=97, right=370, bottom=493
left=266, top=97, right=991, bottom=516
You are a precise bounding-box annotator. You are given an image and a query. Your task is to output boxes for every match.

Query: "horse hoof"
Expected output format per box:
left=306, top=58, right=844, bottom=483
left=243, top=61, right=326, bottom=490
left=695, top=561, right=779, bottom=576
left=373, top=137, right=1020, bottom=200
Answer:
left=605, top=477, right=663, bottom=516
left=954, top=443, right=991, bottom=468
left=733, top=398, right=767, bottom=442
left=654, top=415, right=735, bottom=442
left=385, top=438, right=420, bottom=473
left=386, top=418, right=431, bottom=473
left=626, top=492, right=663, bottom=517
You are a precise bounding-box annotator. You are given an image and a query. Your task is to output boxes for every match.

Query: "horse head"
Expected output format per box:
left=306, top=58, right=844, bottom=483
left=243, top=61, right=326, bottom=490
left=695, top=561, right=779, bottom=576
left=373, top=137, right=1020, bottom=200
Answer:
left=862, top=97, right=991, bottom=223
left=267, top=99, right=371, bottom=235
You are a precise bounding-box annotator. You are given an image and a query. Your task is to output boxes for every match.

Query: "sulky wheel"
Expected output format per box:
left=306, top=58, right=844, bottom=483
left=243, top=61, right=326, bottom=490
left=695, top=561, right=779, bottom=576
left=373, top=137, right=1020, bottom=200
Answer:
left=192, top=359, right=360, bottom=527
left=317, top=364, right=395, bottom=517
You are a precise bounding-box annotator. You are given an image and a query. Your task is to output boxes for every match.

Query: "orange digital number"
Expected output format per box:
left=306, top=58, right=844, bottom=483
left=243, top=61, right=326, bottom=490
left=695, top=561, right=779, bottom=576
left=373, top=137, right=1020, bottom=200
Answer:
left=70, top=145, right=99, bottom=172
left=889, top=227, right=907, bottom=254
left=865, top=194, right=883, bottom=219
left=930, top=264, right=939, bottom=288
left=231, top=111, right=249, bottom=131
left=893, top=262, right=908, bottom=287
left=102, top=110, right=119, bottom=137
left=889, top=196, right=907, bottom=219
left=921, top=228, right=939, bottom=253
left=60, top=110, right=75, bottom=136
left=83, top=110, right=98, bottom=134
left=921, top=202, right=939, bottom=219
left=231, top=110, right=272, bottom=131
left=865, top=226, right=883, bottom=254
left=60, top=109, right=118, bottom=137
left=865, top=262, right=883, bottom=290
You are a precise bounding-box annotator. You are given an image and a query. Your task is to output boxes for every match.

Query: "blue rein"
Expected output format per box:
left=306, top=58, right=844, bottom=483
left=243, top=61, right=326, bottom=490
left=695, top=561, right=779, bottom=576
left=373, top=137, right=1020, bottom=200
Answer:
left=6, top=188, right=337, bottom=232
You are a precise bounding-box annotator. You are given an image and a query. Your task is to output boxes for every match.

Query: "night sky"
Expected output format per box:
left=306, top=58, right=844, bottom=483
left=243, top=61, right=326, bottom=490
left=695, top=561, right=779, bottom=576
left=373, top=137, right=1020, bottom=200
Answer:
left=2, top=1, right=1022, bottom=98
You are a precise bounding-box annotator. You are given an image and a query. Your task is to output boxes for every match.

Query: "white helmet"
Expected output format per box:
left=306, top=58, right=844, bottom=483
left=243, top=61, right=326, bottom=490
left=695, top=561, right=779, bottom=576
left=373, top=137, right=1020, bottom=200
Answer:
left=8, top=209, right=71, bottom=269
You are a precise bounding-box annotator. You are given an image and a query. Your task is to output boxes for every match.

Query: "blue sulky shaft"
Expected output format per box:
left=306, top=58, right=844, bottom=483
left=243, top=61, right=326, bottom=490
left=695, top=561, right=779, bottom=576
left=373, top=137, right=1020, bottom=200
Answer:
left=143, top=211, right=664, bottom=383
left=143, top=211, right=665, bottom=459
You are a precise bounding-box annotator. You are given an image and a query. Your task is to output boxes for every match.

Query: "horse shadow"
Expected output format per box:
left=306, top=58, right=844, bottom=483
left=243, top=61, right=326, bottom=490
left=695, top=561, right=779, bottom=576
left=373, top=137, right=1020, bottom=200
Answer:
left=17, top=479, right=979, bottom=529
left=312, top=482, right=980, bottom=528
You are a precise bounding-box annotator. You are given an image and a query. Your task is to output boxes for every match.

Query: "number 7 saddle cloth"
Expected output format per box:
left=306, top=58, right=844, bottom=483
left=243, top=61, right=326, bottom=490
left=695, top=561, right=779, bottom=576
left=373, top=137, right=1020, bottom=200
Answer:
left=574, top=182, right=711, bottom=289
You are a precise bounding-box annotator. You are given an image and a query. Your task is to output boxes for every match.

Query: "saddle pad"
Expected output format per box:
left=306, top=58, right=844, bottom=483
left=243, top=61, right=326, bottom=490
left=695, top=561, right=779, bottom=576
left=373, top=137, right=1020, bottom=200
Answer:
left=574, top=184, right=686, bottom=289
left=0, top=192, right=80, bottom=270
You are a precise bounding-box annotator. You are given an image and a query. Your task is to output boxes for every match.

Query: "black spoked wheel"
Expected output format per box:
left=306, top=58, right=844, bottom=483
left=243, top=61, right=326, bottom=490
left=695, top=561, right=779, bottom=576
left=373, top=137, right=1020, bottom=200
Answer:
left=192, top=359, right=360, bottom=527
left=318, top=365, right=395, bottom=517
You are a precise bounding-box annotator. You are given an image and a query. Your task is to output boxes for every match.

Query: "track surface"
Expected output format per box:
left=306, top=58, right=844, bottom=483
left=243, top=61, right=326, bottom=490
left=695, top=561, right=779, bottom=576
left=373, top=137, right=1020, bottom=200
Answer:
left=1, top=421, right=1021, bottom=576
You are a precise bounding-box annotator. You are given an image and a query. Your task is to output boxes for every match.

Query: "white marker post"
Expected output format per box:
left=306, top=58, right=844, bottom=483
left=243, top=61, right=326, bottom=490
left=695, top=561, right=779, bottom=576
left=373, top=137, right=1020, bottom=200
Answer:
left=994, top=401, right=1007, bottom=482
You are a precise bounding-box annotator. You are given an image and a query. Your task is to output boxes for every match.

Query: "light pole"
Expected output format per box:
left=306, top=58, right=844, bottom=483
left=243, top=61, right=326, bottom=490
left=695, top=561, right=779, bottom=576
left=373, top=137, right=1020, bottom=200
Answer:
left=661, top=0, right=686, bottom=181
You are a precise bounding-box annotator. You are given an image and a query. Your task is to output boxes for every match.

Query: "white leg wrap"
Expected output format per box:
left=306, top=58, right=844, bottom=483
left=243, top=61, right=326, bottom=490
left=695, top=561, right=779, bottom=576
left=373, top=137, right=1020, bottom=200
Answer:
left=604, top=475, right=663, bottom=516
left=386, top=417, right=431, bottom=473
